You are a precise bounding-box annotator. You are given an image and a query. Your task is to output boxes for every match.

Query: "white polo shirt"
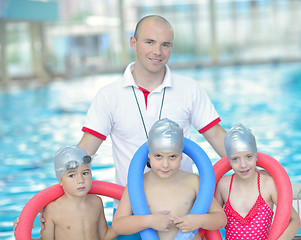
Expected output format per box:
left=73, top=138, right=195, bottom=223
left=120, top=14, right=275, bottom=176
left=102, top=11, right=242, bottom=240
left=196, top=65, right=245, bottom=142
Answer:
left=83, top=62, right=220, bottom=188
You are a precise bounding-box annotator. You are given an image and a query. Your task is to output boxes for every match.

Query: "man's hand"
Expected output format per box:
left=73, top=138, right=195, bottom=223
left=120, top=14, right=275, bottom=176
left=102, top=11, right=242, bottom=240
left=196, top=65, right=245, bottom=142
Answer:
left=39, top=208, right=46, bottom=229
left=13, top=217, right=19, bottom=236
left=13, top=217, right=35, bottom=236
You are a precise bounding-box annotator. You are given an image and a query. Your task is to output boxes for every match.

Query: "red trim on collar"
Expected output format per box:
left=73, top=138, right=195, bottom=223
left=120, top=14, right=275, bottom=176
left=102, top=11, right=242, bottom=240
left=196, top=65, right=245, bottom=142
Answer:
left=198, top=118, right=221, bottom=134
left=82, top=127, right=107, bottom=140
left=138, top=86, right=150, bottom=108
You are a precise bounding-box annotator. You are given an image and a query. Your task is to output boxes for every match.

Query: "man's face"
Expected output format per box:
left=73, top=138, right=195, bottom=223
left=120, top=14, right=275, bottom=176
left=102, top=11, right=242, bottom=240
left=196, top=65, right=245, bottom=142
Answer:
left=130, top=20, right=173, bottom=75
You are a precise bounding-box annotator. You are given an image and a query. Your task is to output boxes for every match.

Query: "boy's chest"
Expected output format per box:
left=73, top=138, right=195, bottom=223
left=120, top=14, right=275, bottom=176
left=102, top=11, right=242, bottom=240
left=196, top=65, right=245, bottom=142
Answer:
left=53, top=205, right=100, bottom=239
left=145, top=184, right=196, bottom=217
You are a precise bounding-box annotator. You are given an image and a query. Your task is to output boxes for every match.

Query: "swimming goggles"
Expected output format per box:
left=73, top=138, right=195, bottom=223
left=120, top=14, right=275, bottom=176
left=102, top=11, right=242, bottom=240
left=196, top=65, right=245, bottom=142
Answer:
left=65, top=155, right=92, bottom=171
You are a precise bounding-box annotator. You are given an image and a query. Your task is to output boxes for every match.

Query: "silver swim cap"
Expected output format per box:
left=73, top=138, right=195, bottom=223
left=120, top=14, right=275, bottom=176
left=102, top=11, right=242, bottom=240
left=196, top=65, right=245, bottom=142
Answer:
left=224, top=123, right=257, bottom=159
left=148, top=118, right=184, bottom=154
left=54, top=145, right=92, bottom=181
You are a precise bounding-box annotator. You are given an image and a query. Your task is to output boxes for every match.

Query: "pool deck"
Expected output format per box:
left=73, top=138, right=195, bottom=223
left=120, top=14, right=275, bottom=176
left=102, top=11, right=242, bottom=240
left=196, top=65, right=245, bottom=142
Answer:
left=293, top=184, right=301, bottom=239
left=293, top=184, right=301, bottom=217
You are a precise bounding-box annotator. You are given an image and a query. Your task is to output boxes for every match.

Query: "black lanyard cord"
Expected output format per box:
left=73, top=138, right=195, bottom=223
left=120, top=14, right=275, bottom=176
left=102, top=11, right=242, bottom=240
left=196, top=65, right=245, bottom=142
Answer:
left=132, top=86, right=166, bottom=139
left=132, top=86, right=166, bottom=167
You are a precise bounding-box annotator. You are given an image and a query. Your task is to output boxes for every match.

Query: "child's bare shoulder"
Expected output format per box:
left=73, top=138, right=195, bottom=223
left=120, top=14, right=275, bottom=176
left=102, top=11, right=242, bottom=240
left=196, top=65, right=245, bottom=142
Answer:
left=43, top=197, right=64, bottom=217
left=216, top=175, right=232, bottom=192
left=259, top=171, right=277, bottom=201
left=86, top=194, right=103, bottom=208
left=259, top=170, right=275, bottom=186
left=175, top=171, right=199, bottom=192
left=218, top=174, right=232, bottom=185
left=258, top=169, right=271, bottom=176
left=179, top=170, right=199, bottom=181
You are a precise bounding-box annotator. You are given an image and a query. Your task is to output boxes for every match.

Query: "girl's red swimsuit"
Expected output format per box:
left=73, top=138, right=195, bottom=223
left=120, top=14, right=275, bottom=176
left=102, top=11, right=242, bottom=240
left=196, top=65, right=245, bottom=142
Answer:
left=224, top=172, right=274, bottom=240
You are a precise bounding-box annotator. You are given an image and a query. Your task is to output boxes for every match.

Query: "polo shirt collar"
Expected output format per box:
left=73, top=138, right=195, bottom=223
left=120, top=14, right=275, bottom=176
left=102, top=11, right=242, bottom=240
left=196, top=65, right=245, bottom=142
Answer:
left=123, top=62, right=172, bottom=90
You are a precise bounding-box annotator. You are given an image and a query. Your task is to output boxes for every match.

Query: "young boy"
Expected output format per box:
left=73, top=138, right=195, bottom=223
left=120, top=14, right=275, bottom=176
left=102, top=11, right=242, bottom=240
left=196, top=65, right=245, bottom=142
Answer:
left=112, top=118, right=227, bottom=240
left=14, top=145, right=117, bottom=240
left=215, top=123, right=301, bottom=240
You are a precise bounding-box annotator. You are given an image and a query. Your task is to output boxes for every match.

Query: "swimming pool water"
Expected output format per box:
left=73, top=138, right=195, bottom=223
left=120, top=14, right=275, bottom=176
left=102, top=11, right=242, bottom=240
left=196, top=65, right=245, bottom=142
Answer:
left=1, top=62, right=301, bottom=239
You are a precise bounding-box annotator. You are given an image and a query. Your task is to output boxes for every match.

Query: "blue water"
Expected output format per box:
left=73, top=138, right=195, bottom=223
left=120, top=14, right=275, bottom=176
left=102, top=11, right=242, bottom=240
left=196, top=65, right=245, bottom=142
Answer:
left=1, top=62, right=301, bottom=239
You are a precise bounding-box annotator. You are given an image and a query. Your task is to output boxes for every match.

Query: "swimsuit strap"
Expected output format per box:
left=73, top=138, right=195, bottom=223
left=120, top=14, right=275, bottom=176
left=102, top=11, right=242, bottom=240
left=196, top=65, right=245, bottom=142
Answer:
left=257, top=171, right=261, bottom=196
left=227, top=174, right=235, bottom=202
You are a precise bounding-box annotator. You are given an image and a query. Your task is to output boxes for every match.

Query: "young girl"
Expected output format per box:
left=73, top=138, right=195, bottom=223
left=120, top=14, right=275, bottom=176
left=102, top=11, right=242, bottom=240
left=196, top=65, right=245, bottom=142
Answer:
left=215, top=123, right=300, bottom=240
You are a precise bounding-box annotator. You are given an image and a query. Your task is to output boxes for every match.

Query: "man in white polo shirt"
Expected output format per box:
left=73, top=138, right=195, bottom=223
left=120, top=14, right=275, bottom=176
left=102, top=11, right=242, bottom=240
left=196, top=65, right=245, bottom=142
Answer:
left=78, top=14, right=226, bottom=239
left=79, top=13, right=226, bottom=192
left=81, top=62, right=222, bottom=188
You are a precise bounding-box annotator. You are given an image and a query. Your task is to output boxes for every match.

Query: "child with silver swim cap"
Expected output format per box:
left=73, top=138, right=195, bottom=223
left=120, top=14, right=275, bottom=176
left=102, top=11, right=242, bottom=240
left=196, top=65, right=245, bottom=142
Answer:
left=13, top=145, right=118, bottom=240
left=54, top=145, right=92, bottom=181
left=224, top=123, right=257, bottom=159
left=216, top=123, right=300, bottom=240
left=148, top=118, right=184, bottom=154
left=112, top=118, right=227, bottom=240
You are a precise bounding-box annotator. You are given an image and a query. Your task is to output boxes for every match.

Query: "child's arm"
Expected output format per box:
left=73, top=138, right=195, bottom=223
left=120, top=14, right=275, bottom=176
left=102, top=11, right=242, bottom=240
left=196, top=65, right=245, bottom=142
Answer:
left=39, top=204, right=55, bottom=240
left=278, top=207, right=301, bottom=240
left=215, top=176, right=229, bottom=207
left=268, top=176, right=301, bottom=240
left=95, top=197, right=118, bottom=240
left=112, top=186, right=175, bottom=235
left=103, top=226, right=118, bottom=240
left=173, top=197, right=227, bottom=233
left=271, top=188, right=301, bottom=240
